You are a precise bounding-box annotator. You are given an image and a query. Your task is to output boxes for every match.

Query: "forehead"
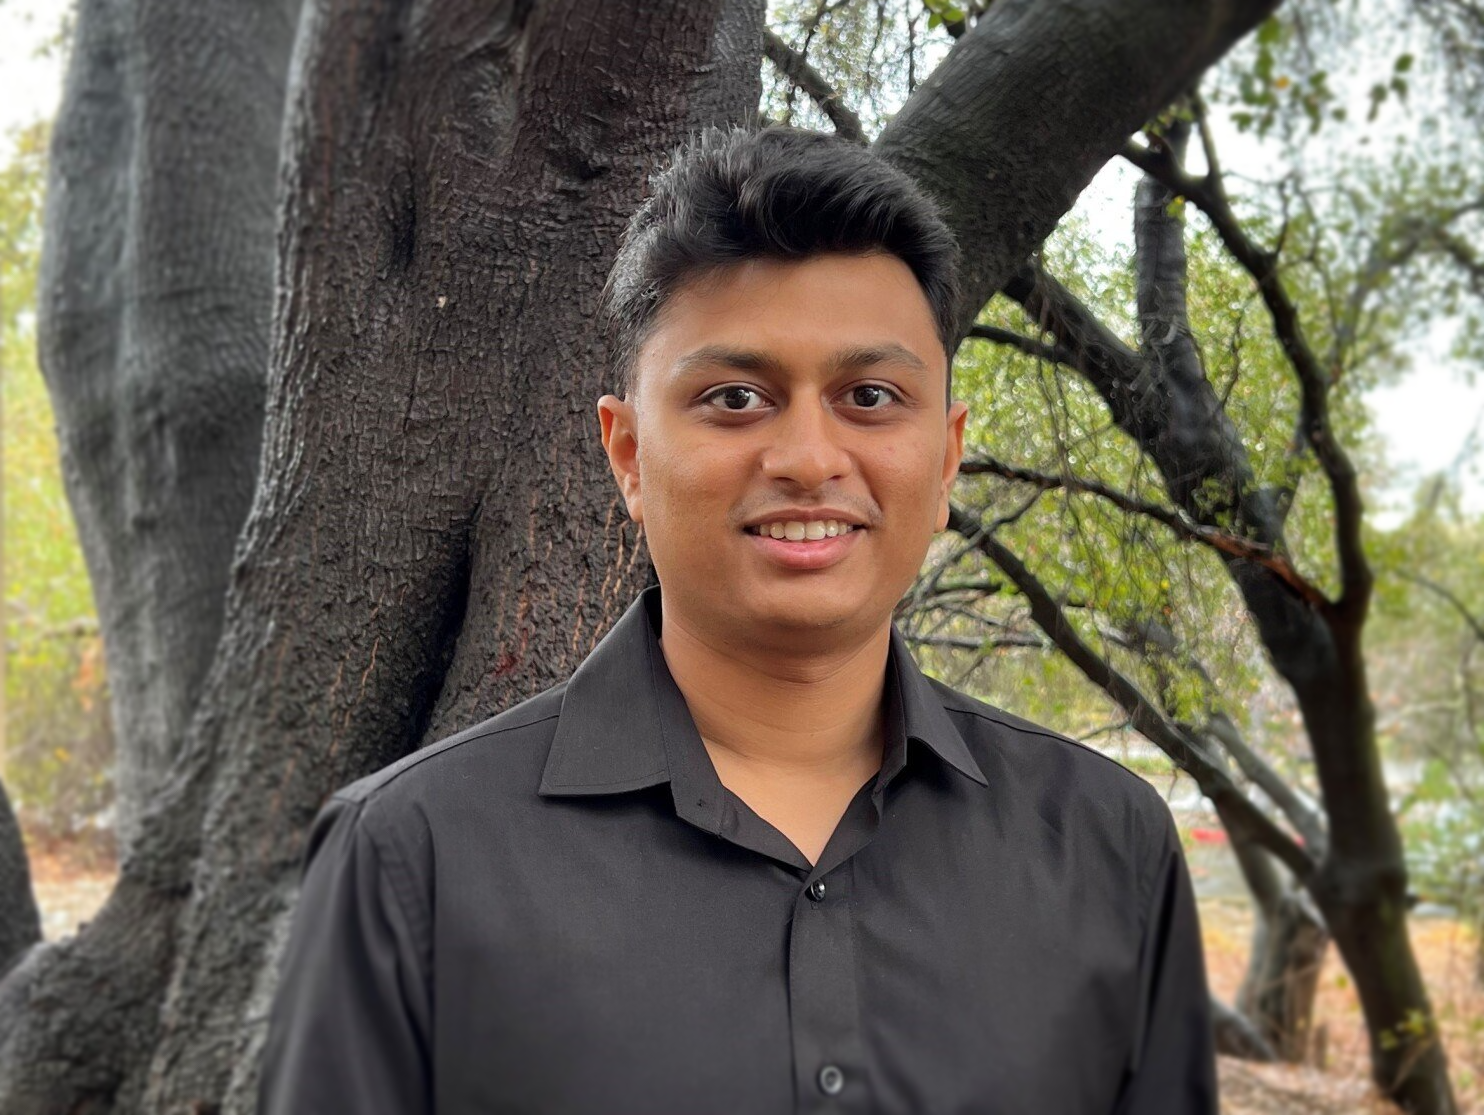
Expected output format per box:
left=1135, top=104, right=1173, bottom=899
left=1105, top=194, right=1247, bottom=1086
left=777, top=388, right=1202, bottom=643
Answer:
left=634, top=252, right=945, bottom=392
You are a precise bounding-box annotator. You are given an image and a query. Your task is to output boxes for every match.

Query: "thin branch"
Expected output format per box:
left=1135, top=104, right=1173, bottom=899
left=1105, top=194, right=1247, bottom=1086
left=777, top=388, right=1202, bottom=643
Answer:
left=1203, top=715, right=1328, bottom=856
left=903, top=632, right=1046, bottom=652
left=1400, top=572, right=1484, bottom=643
left=925, top=577, right=1009, bottom=596
left=1334, top=200, right=1484, bottom=369
left=946, top=503, right=1317, bottom=882
left=965, top=323, right=1073, bottom=365
left=1001, top=263, right=1148, bottom=395
left=761, top=29, right=867, bottom=144
left=1106, top=616, right=1328, bottom=853
left=957, top=454, right=1330, bottom=607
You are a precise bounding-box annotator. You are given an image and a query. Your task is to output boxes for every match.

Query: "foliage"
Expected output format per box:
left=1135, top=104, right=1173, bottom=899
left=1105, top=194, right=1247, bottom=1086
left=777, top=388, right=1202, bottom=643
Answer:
left=762, top=0, right=953, bottom=138
left=2, top=119, right=113, bottom=836
left=1369, top=481, right=1484, bottom=916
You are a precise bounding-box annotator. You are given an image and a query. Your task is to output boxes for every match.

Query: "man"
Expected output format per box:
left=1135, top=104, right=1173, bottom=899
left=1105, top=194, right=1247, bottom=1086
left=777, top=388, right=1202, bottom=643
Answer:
left=259, top=124, right=1217, bottom=1114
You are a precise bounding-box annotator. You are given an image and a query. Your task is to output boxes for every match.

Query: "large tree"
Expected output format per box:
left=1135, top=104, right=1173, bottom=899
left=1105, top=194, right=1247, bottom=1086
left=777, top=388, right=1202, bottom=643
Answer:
left=8, top=0, right=1435, bottom=1111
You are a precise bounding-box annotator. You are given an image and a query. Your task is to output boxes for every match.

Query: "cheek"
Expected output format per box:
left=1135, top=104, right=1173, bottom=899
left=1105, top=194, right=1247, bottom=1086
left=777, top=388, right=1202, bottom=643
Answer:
left=875, top=445, right=946, bottom=514
left=639, top=439, right=743, bottom=529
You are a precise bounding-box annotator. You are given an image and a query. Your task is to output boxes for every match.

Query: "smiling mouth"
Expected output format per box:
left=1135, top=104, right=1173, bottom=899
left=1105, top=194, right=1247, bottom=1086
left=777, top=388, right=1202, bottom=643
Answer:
left=747, top=519, right=862, bottom=541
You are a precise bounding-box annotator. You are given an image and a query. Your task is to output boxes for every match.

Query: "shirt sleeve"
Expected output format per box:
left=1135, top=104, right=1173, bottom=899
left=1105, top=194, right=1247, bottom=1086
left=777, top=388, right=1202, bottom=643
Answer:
left=257, top=794, right=433, bottom=1115
left=1109, top=805, right=1219, bottom=1115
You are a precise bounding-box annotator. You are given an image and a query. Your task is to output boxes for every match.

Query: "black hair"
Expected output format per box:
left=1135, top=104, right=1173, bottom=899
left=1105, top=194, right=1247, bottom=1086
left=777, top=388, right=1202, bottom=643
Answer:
left=598, top=123, right=962, bottom=402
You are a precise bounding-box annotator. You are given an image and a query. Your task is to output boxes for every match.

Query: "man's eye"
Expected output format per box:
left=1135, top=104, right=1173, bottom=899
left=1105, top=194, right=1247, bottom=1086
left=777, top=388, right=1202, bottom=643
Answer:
left=846, top=384, right=900, bottom=409
left=704, top=385, right=768, bottom=412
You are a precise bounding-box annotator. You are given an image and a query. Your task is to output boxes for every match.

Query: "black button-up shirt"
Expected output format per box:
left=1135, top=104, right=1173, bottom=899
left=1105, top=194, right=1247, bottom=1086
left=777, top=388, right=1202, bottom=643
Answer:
left=259, top=585, right=1217, bottom=1114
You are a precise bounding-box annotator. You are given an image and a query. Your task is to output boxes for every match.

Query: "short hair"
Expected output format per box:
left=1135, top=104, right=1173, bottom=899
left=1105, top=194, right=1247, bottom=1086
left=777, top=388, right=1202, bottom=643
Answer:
left=598, top=123, right=962, bottom=402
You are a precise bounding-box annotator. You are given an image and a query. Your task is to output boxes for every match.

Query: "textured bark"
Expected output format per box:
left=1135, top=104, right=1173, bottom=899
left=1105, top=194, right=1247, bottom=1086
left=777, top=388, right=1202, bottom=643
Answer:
left=1135, top=125, right=1451, bottom=1115
left=0, top=1, right=297, bottom=1107
left=873, top=0, right=1281, bottom=328
left=35, top=0, right=301, bottom=852
left=145, top=2, right=760, bottom=1108
left=0, top=779, right=40, bottom=979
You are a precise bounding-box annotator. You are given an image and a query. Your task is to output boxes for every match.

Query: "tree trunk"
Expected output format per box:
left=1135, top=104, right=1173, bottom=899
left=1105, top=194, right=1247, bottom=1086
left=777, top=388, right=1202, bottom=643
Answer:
left=35, top=0, right=301, bottom=853
left=0, top=778, right=40, bottom=979
left=1126, top=140, right=1331, bottom=1065
left=1212, top=995, right=1278, bottom=1061
left=4, top=1, right=757, bottom=1111
left=1229, top=832, right=1328, bottom=1062
left=146, top=1, right=764, bottom=1108
left=1304, top=645, right=1456, bottom=1115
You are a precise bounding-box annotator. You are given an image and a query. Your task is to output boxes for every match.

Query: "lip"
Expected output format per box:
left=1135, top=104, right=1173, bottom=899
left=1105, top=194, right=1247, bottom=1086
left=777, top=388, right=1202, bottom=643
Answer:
left=744, top=525, right=865, bottom=571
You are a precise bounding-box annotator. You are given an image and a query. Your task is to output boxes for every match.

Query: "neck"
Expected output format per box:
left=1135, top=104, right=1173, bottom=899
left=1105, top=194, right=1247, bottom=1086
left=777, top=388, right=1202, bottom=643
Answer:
left=657, top=606, right=892, bottom=782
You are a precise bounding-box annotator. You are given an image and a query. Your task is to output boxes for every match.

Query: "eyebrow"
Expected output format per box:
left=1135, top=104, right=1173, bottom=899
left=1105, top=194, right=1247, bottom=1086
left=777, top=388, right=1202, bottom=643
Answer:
left=670, top=341, right=930, bottom=381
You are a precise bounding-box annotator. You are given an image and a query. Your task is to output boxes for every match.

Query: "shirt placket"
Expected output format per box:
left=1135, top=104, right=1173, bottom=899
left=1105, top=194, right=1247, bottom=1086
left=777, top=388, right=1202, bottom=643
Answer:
left=787, top=786, right=881, bottom=1114
left=651, top=630, right=904, bottom=1113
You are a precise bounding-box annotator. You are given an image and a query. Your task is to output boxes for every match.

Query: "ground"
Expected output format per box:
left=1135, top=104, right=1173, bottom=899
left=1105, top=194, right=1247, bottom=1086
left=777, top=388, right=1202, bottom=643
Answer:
left=20, top=835, right=1484, bottom=1113
left=1205, top=898, right=1482, bottom=1114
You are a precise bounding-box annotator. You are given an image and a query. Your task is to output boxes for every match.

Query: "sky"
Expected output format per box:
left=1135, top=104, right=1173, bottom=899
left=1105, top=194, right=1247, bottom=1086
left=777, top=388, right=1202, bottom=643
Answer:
left=3, top=0, right=1480, bottom=523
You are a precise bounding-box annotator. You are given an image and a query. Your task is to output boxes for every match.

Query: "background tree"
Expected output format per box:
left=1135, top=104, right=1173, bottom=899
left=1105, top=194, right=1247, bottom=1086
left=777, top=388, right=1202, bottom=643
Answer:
left=3, top=0, right=1475, bottom=1113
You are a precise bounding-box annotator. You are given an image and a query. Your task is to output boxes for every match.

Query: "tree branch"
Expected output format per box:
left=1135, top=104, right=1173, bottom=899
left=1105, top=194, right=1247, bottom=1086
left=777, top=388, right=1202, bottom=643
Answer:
left=1400, top=572, right=1484, bottom=643
left=965, top=322, right=1073, bottom=365
left=876, top=0, right=1281, bottom=328
left=0, top=775, right=41, bottom=979
left=762, top=29, right=867, bottom=143
left=946, top=503, right=1317, bottom=882
left=958, top=454, right=1329, bottom=607
left=1121, top=131, right=1374, bottom=620
left=1203, top=711, right=1328, bottom=857
left=903, top=632, right=1046, bottom=652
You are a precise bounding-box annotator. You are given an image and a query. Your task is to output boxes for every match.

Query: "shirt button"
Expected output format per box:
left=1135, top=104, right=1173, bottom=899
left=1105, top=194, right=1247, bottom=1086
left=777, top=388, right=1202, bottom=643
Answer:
left=807, top=878, right=827, bottom=902
left=818, top=1063, right=845, bottom=1095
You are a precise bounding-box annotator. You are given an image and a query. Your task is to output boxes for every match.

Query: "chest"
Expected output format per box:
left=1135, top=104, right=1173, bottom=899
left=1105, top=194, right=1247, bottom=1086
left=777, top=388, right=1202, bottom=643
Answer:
left=428, top=789, right=1140, bottom=1114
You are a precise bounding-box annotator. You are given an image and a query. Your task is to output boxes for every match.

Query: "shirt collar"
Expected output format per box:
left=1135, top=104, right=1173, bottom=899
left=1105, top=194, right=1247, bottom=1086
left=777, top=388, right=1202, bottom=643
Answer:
left=537, top=585, right=988, bottom=812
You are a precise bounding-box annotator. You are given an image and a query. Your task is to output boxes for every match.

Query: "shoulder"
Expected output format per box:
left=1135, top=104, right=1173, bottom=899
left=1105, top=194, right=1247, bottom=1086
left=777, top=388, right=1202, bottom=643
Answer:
left=927, top=676, right=1176, bottom=870
left=331, top=680, right=568, bottom=817
left=932, top=678, right=1158, bottom=796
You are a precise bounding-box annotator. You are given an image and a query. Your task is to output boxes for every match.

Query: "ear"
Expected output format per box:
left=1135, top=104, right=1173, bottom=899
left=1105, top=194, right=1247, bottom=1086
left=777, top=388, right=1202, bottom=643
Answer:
left=597, top=394, right=643, bottom=524
left=935, top=399, right=969, bottom=532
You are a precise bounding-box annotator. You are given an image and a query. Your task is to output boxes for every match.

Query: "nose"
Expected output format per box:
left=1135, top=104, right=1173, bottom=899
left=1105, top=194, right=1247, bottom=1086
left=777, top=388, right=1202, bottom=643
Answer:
left=759, top=394, right=852, bottom=489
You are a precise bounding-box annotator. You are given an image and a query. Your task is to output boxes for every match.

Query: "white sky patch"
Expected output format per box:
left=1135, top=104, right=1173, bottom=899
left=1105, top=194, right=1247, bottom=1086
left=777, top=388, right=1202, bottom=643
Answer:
left=0, top=0, right=64, bottom=147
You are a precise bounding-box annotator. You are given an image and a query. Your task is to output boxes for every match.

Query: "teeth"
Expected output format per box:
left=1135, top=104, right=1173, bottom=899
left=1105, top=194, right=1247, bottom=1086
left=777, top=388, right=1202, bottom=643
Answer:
left=752, top=519, right=859, bottom=540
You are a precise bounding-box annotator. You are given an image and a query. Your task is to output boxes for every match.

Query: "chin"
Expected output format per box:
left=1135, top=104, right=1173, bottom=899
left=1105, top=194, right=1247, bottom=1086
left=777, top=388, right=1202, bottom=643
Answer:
left=737, top=588, right=872, bottom=632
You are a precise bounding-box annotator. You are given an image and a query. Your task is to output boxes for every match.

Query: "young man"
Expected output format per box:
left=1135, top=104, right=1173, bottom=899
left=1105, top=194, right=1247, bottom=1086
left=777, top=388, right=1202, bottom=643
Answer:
left=259, top=124, right=1217, bottom=1114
